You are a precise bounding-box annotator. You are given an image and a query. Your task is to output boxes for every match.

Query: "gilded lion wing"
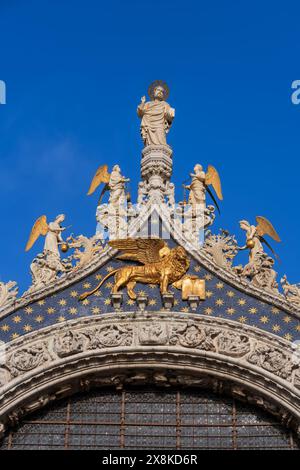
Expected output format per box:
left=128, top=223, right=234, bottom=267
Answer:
left=256, top=216, right=281, bottom=242
left=87, top=164, right=111, bottom=196
left=109, top=238, right=167, bottom=264
left=205, top=165, right=223, bottom=200
left=25, top=215, right=49, bottom=252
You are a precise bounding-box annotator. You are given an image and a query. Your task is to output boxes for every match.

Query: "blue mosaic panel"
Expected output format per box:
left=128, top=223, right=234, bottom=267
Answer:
left=0, top=241, right=299, bottom=344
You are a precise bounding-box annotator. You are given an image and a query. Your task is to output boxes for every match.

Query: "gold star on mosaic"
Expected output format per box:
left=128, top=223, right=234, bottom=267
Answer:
left=106, top=266, right=114, bottom=273
left=47, top=307, right=56, bottom=314
left=238, top=316, right=247, bottom=323
left=81, top=299, right=90, bottom=306
left=194, top=265, right=201, bottom=272
left=127, top=299, right=135, bottom=306
left=216, top=282, right=224, bottom=289
left=149, top=299, right=157, bottom=306
left=11, top=333, right=20, bottom=340
left=59, top=299, right=67, bottom=306
left=260, top=316, right=269, bottom=324
left=295, top=325, right=300, bottom=332
left=204, top=274, right=213, bottom=281
left=206, top=290, right=213, bottom=298
left=105, top=282, right=113, bottom=289
left=238, top=299, right=246, bottom=306
left=215, top=299, right=224, bottom=307
left=68, top=307, right=77, bottom=315
left=13, top=316, right=22, bottom=323
left=248, top=307, right=257, bottom=314
left=226, top=291, right=235, bottom=298
left=104, top=299, right=111, bottom=305
left=58, top=316, right=66, bottom=322
left=174, top=299, right=179, bottom=306
left=1, top=324, right=10, bottom=332
left=181, top=307, right=189, bottom=313
left=37, top=300, right=45, bottom=306
left=138, top=290, right=146, bottom=296
left=95, top=274, right=103, bottom=280
left=83, top=282, right=91, bottom=289
left=93, top=291, right=102, bottom=297
left=35, top=315, right=44, bottom=323
left=283, top=316, right=291, bottom=323
left=91, top=307, right=101, bottom=314
left=271, top=307, right=280, bottom=314
left=70, top=290, right=78, bottom=298
left=226, top=307, right=235, bottom=315
left=23, top=324, right=32, bottom=332
left=204, top=307, right=213, bottom=315
left=284, top=333, right=292, bottom=341
left=272, top=324, right=281, bottom=332
left=24, top=307, right=33, bottom=314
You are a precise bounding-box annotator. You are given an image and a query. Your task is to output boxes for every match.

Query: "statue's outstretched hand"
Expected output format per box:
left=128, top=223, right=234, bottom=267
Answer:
left=141, top=96, right=146, bottom=104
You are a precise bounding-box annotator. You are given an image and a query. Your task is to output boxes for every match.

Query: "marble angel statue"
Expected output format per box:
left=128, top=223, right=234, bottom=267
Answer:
left=87, top=164, right=130, bottom=208
left=137, top=80, right=175, bottom=147
left=24, top=214, right=71, bottom=293
left=238, top=216, right=281, bottom=277
left=183, top=164, right=223, bottom=213
left=25, top=214, right=67, bottom=257
left=280, top=275, right=300, bottom=307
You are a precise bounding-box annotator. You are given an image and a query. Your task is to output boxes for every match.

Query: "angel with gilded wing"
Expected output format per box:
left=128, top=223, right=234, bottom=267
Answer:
left=184, top=164, right=223, bottom=213
left=25, top=214, right=66, bottom=257
left=238, top=216, right=281, bottom=276
left=87, top=164, right=130, bottom=208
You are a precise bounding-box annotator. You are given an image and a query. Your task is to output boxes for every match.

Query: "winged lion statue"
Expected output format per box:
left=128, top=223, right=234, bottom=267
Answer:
left=79, top=238, right=190, bottom=301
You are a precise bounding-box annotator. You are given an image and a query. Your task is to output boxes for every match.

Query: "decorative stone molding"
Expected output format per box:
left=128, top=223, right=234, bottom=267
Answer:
left=0, top=312, right=300, bottom=439
left=140, top=145, right=173, bottom=202
left=0, top=281, right=18, bottom=311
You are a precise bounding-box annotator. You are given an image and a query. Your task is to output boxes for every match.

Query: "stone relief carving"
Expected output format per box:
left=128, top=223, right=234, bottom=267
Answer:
left=9, top=342, right=51, bottom=378
left=90, top=325, right=133, bottom=348
left=281, top=275, right=300, bottom=308
left=67, top=234, right=103, bottom=270
left=139, top=323, right=168, bottom=345
left=0, top=281, right=18, bottom=310
left=216, top=331, right=251, bottom=357
left=23, top=251, right=72, bottom=295
left=247, top=344, right=293, bottom=380
left=170, top=323, right=217, bottom=350
left=203, top=229, right=238, bottom=268
left=0, top=315, right=298, bottom=400
left=0, top=367, right=10, bottom=388
left=53, top=331, right=88, bottom=358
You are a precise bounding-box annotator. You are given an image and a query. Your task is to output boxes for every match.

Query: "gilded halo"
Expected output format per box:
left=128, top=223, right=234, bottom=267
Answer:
left=148, top=80, right=170, bottom=101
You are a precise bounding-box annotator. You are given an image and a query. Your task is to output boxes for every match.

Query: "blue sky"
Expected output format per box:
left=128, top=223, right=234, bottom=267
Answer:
left=0, top=0, right=299, bottom=293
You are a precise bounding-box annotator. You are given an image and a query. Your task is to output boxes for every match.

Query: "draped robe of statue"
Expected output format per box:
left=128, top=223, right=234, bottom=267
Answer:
left=137, top=99, right=175, bottom=146
left=108, top=167, right=127, bottom=206
left=188, top=172, right=206, bottom=206
left=44, top=221, right=64, bottom=257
